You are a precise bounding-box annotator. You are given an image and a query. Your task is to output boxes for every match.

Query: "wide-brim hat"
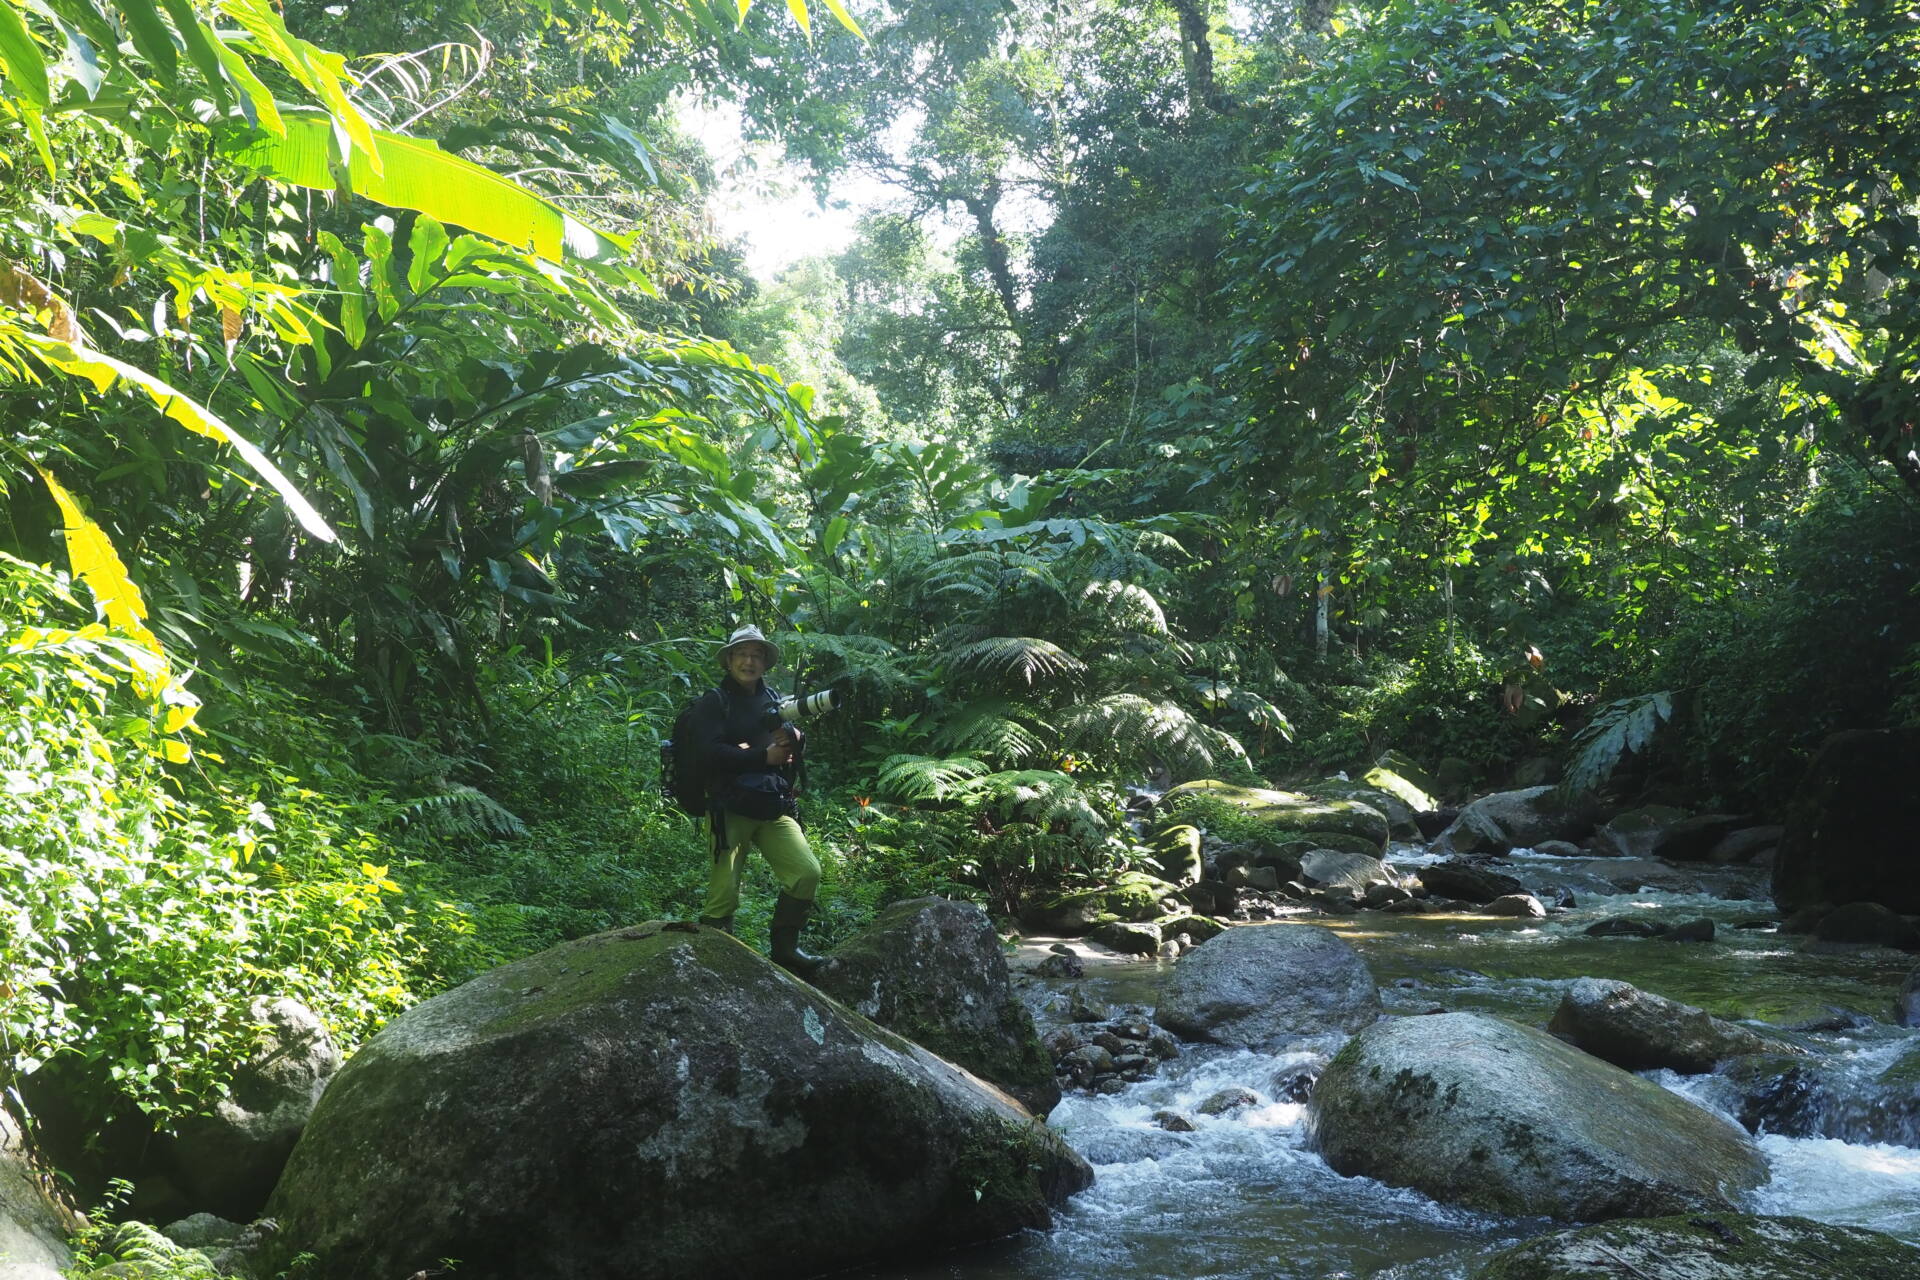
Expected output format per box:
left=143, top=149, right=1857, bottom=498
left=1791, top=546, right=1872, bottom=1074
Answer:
left=716, top=624, right=781, bottom=669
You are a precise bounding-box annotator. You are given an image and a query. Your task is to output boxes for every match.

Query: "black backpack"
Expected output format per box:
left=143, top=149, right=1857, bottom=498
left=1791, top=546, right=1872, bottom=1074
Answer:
left=661, top=688, right=721, bottom=817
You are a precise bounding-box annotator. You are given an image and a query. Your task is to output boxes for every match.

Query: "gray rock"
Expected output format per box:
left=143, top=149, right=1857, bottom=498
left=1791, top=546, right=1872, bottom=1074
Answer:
left=167, top=997, right=339, bottom=1221
left=1196, top=1086, right=1260, bottom=1117
left=1364, top=883, right=1412, bottom=908
left=1650, top=814, right=1762, bottom=862
left=1244, top=865, right=1282, bottom=892
left=0, top=1110, right=76, bottom=1280
left=1152, top=1110, right=1195, bottom=1133
left=1547, top=978, right=1800, bottom=1073
left=263, top=923, right=1091, bottom=1280
left=1032, top=952, right=1084, bottom=979
left=1533, top=840, right=1582, bottom=858
left=1307, top=1011, right=1769, bottom=1220
left=1471, top=1213, right=1920, bottom=1279
left=1728, top=1051, right=1920, bottom=1149
left=1089, top=919, right=1164, bottom=957
left=1708, top=825, right=1785, bottom=866
left=814, top=898, right=1059, bottom=1115
left=1593, top=806, right=1692, bottom=859
left=1662, top=918, right=1716, bottom=943
left=1773, top=728, right=1920, bottom=914
left=1576, top=858, right=1702, bottom=895
left=1155, top=924, right=1380, bottom=1050
left=1485, top=894, right=1547, bottom=919
left=1434, top=787, right=1594, bottom=856
left=159, top=1212, right=244, bottom=1248
left=1898, top=967, right=1920, bottom=1028
left=1810, top=901, right=1919, bottom=948
left=1298, top=849, right=1389, bottom=892
left=1418, top=859, right=1524, bottom=904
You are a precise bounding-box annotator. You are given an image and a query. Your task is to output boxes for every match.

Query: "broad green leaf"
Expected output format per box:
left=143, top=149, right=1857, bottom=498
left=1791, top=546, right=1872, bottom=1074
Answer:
left=209, top=33, right=283, bottom=135
left=33, top=465, right=159, bottom=650
left=154, top=0, right=231, bottom=107
left=21, top=334, right=336, bottom=542
left=107, top=0, right=176, bottom=85
left=0, top=0, right=50, bottom=108
left=406, top=216, right=450, bottom=293
left=226, top=113, right=630, bottom=264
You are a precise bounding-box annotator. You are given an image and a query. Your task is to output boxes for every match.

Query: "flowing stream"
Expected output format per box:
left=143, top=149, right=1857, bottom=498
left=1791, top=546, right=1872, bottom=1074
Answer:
left=849, top=849, right=1920, bottom=1279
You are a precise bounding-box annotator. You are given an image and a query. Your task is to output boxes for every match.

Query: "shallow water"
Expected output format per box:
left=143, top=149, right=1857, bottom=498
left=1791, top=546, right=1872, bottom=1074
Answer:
left=845, top=854, right=1920, bottom=1279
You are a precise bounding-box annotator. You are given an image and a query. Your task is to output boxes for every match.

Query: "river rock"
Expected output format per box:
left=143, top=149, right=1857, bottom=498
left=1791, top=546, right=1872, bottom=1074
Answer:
left=1576, top=858, right=1701, bottom=894
left=1729, top=1049, right=1920, bottom=1148
left=262, top=922, right=1091, bottom=1280
left=1899, top=967, right=1920, bottom=1027
left=1709, top=825, right=1785, bottom=865
left=1584, top=918, right=1662, bottom=938
left=1547, top=979, right=1799, bottom=1073
left=813, top=898, right=1059, bottom=1116
left=162, top=996, right=339, bottom=1220
left=1471, top=1213, right=1920, bottom=1279
left=1417, top=859, right=1524, bottom=904
left=1809, top=901, right=1919, bottom=949
left=1307, top=1011, right=1769, bottom=1220
left=1, top=1110, right=76, bottom=1280
left=1090, top=919, right=1162, bottom=956
left=1773, top=727, right=1920, bottom=914
left=1433, top=787, right=1594, bottom=856
left=1592, top=806, right=1692, bottom=859
left=1165, top=780, right=1390, bottom=853
left=1155, top=924, right=1379, bottom=1049
left=1485, top=894, right=1547, bottom=919
left=1310, top=782, right=1421, bottom=842
left=1148, top=822, right=1203, bottom=886
left=1298, top=849, right=1390, bottom=893
left=1019, top=871, right=1180, bottom=932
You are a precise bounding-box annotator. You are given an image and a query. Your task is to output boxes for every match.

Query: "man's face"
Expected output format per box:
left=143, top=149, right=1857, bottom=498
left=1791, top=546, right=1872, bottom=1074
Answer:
left=724, top=644, right=773, bottom=684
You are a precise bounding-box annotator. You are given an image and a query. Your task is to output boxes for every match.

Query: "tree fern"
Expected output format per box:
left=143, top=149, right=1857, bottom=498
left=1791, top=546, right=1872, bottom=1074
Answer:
left=930, top=698, right=1052, bottom=767
left=875, top=753, right=991, bottom=802
left=945, top=635, right=1087, bottom=686
left=1058, top=693, right=1248, bottom=775
left=399, top=784, right=529, bottom=838
left=962, top=768, right=1112, bottom=845
left=1555, top=690, right=1673, bottom=801
left=1081, top=578, right=1170, bottom=636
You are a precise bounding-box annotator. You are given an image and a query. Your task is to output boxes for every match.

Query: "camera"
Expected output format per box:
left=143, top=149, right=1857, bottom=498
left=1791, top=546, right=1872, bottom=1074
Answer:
left=765, top=686, right=842, bottom=728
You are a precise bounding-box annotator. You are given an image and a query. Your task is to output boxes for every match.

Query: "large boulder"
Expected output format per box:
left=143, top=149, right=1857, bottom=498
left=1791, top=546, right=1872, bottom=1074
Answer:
left=1019, top=871, right=1179, bottom=933
left=165, top=996, right=339, bottom=1220
left=1154, top=923, right=1379, bottom=1049
left=1417, top=858, right=1525, bottom=904
left=262, top=922, right=1091, bottom=1280
left=813, top=898, right=1058, bottom=1116
left=1547, top=979, right=1800, bottom=1074
left=1472, top=1213, right=1920, bottom=1280
left=1591, top=806, right=1691, bottom=859
left=1773, top=727, right=1920, bottom=914
left=1297, top=849, right=1392, bottom=894
left=1165, top=780, right=1390, bottom=854
left=1309, top=781, right=1422, bottom=842
left=1, top=1110, right=76, bottom=1280
left=1307, top=1012, right=1769, bottom=1220
left=1899, top=966, right=1920, bottom=1028
left=1433, top=787, right=1594, bottom=856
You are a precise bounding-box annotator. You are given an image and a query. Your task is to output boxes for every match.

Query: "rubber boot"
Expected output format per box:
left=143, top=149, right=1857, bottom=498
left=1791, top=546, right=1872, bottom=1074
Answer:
left=697, top=915, right=734, bottom=935
left=769, top=892, right=823, bottom=979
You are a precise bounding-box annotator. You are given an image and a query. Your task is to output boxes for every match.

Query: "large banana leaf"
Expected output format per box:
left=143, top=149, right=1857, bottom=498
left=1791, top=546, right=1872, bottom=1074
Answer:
left=225, top=112, right=631, bottom=264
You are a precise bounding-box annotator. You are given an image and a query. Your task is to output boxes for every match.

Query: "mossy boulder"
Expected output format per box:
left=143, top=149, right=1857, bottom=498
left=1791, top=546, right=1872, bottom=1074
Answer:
left=1472, top=1213, right=1920, bottom=1279
left=1166, top=780, right=1389, bottom=853
left=1089, top=919, right=1162, bottom=956
left=262, top=922, right=1092, bottom=1280
left=1307, top=1011, right=1768, bottom=1221
left=1311, top=781, right=1422, bottom=842
left=1546, top=978, right=1802, bottom=1074
left=1019, top=871, right=1179, bottom=933
left=813, top=898, right=1058, bottom=1116
left=1147, top=821, right=1203, bottom=886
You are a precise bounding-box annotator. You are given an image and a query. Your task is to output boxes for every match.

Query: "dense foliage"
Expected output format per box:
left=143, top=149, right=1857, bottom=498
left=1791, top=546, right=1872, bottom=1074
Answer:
left=1, top=0, right=1915, bottom=1201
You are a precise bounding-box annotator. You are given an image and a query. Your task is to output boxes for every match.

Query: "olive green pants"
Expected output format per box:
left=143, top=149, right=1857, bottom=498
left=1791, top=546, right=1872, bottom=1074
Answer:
left=700, top=811, right=821, bottom=919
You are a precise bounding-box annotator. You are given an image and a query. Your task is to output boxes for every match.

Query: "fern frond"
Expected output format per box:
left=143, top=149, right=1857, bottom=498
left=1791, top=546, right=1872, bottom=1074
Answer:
left=962, top=768, right=1112, bottom=844
left=777, top=630, right=914, bottom=691
left=1556, top=690, right=1673, bottom=801
left=399, top=785, right=528, bottom=839
left=1058, top=693, right=1248, bottom=774
left=1191, top=679, right=1295, bottom=739
left=946, top=635, right=1087, bottom=686
left=930, top=699, right=1052, bottom=767
left=1081, top=579, right=1170, bottom=636
left=875, top=753, right=991, bottom=802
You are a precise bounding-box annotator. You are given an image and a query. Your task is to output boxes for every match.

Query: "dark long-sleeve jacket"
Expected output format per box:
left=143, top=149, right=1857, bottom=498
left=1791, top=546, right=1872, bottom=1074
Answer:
left=683, top=678, right=784, bottom=799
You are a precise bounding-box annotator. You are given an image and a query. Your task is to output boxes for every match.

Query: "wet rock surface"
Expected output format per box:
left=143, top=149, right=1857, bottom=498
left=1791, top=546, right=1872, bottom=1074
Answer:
left=1155, top=923, right=1380, bottom=1049
left=1470, top=1212, right=1920, bottom=1279
left=263, top=922, right=1091, bottom=1280
left=1308, top=1011, right=1770, bottom=1220
left=1547, top=978, right=1800, bottom=1073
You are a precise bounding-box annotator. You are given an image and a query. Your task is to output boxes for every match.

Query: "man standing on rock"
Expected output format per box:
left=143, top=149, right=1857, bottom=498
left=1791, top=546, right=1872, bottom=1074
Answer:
left=686, top=624, right=824, bottom=977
